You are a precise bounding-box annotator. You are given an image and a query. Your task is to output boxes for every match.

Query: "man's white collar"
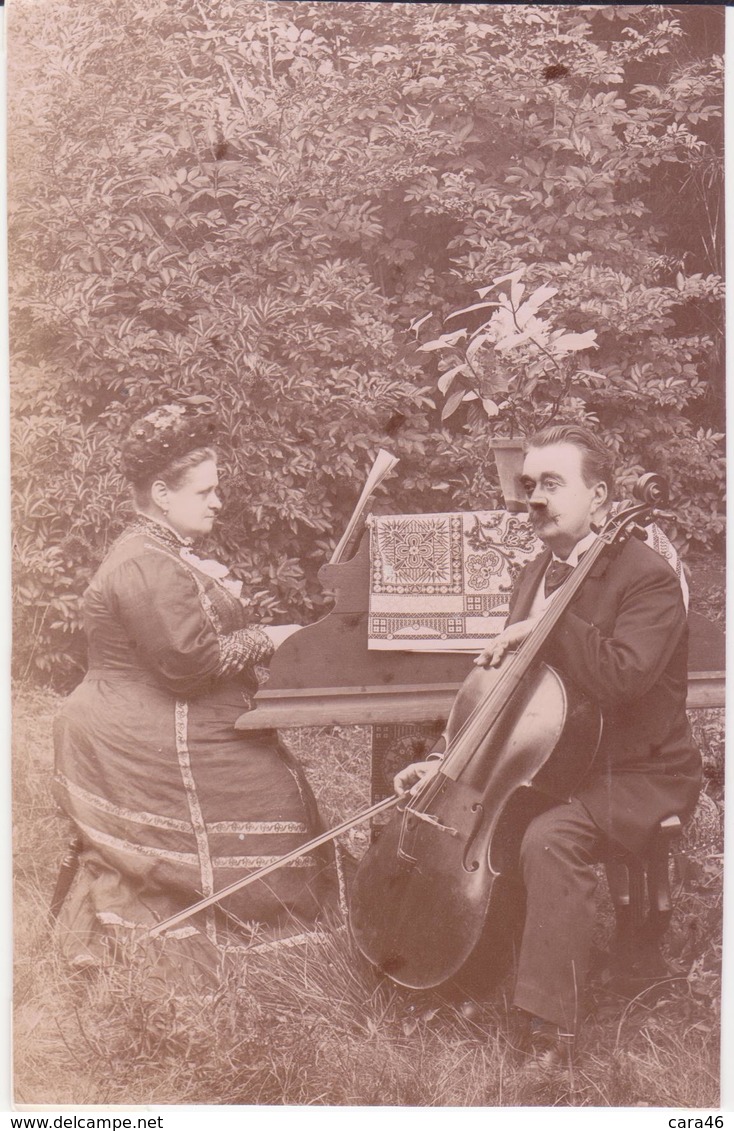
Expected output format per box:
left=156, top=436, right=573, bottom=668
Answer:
left=552, top=529, right=599, bottom=568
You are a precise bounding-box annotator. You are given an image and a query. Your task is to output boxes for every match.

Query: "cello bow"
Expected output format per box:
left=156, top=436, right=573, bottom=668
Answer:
left=148, top=794, right=400, bottom=938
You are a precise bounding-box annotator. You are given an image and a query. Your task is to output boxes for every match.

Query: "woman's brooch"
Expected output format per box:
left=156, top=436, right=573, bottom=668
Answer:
left=179, top=548, right=243, bottom=598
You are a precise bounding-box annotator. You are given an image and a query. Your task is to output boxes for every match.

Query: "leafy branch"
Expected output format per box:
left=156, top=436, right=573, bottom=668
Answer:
left=416, top=268, right=598, bottom=434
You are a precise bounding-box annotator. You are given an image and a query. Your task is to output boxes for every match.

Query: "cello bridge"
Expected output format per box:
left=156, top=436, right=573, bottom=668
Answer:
left=396, top=805, right=459, bottom=864
left=408, top=810, right=458, bottom=837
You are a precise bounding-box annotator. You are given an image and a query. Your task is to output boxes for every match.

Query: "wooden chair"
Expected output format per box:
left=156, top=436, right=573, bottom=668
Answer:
left=604, top=815, right=682, bottom=986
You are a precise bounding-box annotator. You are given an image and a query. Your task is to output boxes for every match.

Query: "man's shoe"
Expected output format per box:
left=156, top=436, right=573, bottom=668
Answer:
left=525, top=1016, right=575, bottom=1071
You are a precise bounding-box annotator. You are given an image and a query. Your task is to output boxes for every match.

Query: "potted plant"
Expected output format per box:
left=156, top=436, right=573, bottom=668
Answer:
left=415, top=269, right=601, bottom=511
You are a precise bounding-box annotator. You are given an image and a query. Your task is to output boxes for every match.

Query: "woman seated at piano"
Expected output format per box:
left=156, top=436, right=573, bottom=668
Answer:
left=53, top=400, right=334, bottom=977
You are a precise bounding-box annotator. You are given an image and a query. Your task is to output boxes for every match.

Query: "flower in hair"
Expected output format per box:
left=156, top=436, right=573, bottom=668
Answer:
left=121, top=398, right=219, bottom=482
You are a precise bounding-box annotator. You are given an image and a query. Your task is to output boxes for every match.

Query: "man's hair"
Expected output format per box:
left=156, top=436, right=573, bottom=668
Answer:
left=526, top=424, right=615, bottom=495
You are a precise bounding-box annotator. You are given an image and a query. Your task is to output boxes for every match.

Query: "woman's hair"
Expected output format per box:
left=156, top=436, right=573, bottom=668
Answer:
left=127, top=446, right=218, bottom=507
left=526, top=424, right=616, bottom=495
left=120, top=401, right=219, bottom=505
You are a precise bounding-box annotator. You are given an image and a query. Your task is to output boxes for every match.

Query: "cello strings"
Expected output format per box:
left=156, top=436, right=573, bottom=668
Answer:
left=406, top=502, right=645, bottom=810
left=435, top=510, right=637, bottom=776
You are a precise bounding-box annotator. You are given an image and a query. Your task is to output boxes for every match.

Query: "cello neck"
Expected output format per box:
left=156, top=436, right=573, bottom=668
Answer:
left=440, top=501, right=651, bottom=781
left=503, top=531, right=607, bottom=672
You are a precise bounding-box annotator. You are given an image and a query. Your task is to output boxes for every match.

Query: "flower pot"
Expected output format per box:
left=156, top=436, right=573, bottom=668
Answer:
left=490, top=436, right=528, bottom=513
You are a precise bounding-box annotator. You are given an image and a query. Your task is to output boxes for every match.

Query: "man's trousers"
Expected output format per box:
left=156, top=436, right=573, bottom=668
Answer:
left=512, top=797, right=604, bottom=1033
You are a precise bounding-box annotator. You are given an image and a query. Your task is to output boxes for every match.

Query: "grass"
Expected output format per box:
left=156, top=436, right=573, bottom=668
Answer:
left=12, top=686, right=723, bottom=1108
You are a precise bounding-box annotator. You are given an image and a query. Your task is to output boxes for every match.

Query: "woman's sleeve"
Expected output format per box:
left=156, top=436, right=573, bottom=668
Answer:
left=111, top=554, right=274, bottom=696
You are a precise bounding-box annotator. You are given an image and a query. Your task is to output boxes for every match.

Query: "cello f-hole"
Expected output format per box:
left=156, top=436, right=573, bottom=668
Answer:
left=462, top=802, right=485, bottom=873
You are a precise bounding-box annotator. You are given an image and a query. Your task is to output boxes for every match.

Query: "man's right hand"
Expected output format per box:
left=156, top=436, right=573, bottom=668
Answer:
left=394, top=759, right=442, bottom=797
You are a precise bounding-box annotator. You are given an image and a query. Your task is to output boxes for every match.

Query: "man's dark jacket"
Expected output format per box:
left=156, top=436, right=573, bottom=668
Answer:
left=506, top=535, right=701, bottom=854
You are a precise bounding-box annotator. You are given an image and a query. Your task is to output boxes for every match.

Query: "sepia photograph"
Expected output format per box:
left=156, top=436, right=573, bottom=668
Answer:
left=7, top=0, right=726, bottom=1113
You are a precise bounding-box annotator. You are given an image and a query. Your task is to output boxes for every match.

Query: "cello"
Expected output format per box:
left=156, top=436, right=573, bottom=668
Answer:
left=349, top=474, right=670, bottom=989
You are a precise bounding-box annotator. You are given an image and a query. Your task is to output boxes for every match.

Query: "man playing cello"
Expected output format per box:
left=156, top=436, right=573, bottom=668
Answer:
left=394, top=424, right=701, bottom=1067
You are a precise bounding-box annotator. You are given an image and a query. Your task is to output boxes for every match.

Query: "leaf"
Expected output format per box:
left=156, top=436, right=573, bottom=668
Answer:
left=510, top=279, right=525, bottom=309
left=409, top=311, right=433, bottom=336
left=485, top=366, right=513, bottom=395
left=418, top=329, right=467, bottom=352
left=494, top=328, right=535, bottom=354
left=476, top=269, right=523, bottom=299
left=483, top=268, right=525, bottom=297
left=551, top=330, right=598, bottom=353
left=515, top=285, right=558, bottom=324
left=466, top=333, right=491, bottom=364
left=444, top=300, right=499, bottom=321
left=441, top=388, right=468, bottom=420
left=437, top=364, right=469, bottom=393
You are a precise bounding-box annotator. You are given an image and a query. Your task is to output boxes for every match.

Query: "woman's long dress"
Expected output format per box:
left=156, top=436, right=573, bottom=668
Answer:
left=53, top=516, right=334, bottom=975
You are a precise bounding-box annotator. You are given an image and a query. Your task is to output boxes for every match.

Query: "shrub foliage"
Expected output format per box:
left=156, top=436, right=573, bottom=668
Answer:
left=9, top=1, right=724, bottom=686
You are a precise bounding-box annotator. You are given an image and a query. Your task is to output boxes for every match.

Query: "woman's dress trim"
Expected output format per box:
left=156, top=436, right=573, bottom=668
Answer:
left=56, top=773, right=192, bottom=832
left=174, top=699, right=218, bottom=943
left=73, top=819, right=200, bottom=865
left=207, top=819, right=309, bottom=835
left=56, top=773, right=308, bottom=836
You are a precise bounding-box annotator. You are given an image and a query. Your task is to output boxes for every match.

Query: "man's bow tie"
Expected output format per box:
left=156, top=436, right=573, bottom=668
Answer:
left=544, top=559, right=575, bottom=597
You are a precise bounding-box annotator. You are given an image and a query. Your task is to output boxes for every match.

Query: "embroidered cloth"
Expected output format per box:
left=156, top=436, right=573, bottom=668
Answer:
left=368, top=510, right=686, bottom=652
